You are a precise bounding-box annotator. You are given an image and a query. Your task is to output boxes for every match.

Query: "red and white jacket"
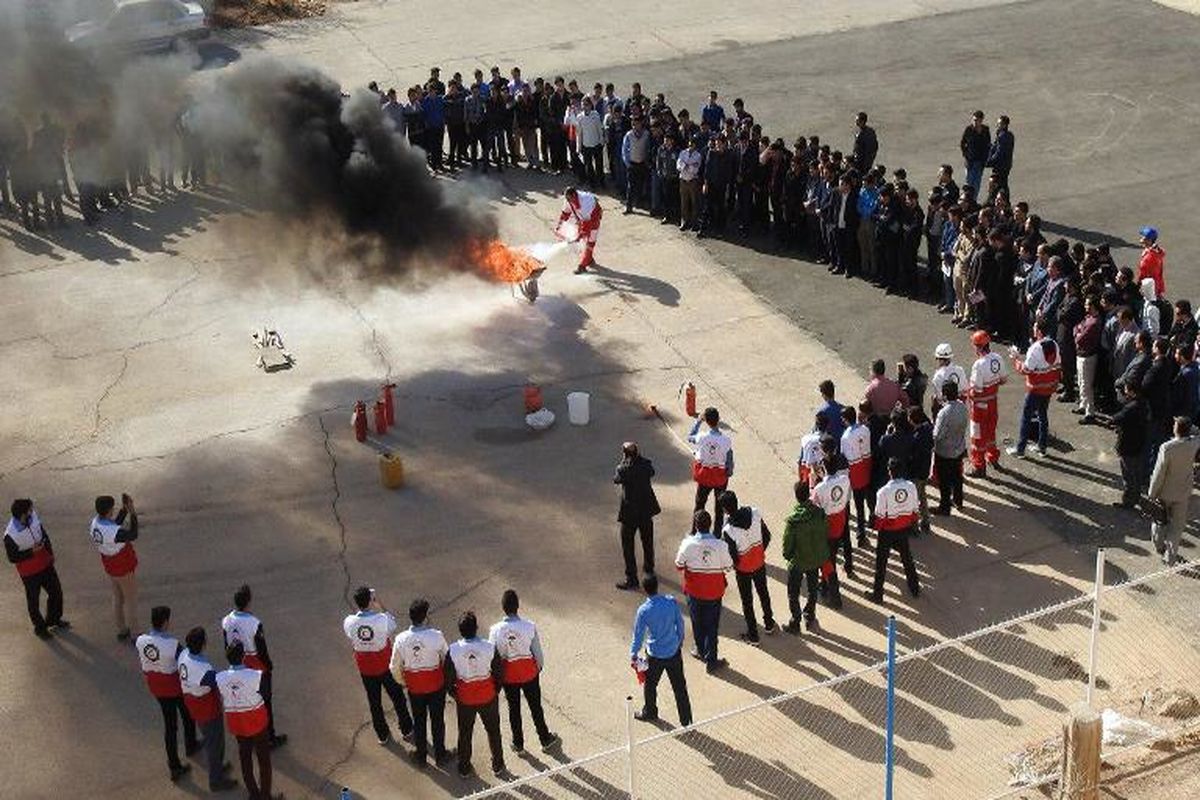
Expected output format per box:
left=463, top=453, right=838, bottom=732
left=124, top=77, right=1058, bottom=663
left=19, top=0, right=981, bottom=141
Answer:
left=448, top=638, right=498, bottom=707
left=796, top=432, right=824, bottom=484
left=488, top=616, right=543, bottom=686
left=813, top=470, right=851, bottom=540
left=5, top=512, right=53, bottom=578
left=1015, top=338, right=1061, bottom=396
left=840, top=423, right=872, bottom=491
left=873, top=479, right=920, bottom=532
left=136, top=629, right=183, bottom=699
left=178, top=650, right=221, bottom=725
left=722, top=509, right=765, bottom=574
left=222, top=611, right=267, bottom=671
left=559, top=191, right=602, bottom=233
left=88, top=515, right=137, bottom=577
left=216, top=665, right=269, bottom=738
left=390, top=626, right=448, bottom=695
left=343, top=610, right=397, bottom=677
left=690, top=424, right=733, bottom=488
left=675, top=532, right=733, bottom=600
left=968, top=352, right=1007, bottom=402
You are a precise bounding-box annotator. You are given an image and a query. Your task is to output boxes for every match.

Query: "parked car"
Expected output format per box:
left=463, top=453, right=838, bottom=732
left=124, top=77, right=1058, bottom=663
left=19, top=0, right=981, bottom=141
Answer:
left=66, top=0, right=208, bottom=53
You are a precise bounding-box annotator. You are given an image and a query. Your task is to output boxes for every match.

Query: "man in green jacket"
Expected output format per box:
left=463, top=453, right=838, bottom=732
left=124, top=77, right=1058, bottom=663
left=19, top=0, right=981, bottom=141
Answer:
left=782, top=481, right=828, bottom=634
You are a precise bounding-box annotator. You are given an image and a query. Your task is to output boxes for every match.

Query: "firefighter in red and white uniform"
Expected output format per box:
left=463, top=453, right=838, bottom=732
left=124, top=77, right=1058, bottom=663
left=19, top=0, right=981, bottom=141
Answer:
left=488, top=590, right=559, bottom=752
left=556, top=186, right=603, bottom=272
left=343, top=586, right=414, bottom=745
left=676, top=510, right=735, bottom=673
left=179, top=626, right=238, bottom=792
left=89, top=493, right=138, bottom=640
left=812, top=456, right=852, bottom=606
left=221, top=584, right=286, bottom=747
left=718, top=491, right=776, bottom=644
left=5, top=499, right=68, bottom=638
left=445, top=611, right=506, bottom=777
left=216, top=642, right=276, bottom=800
left=839, top=405, right=873, bottom=546
left=865, top=457, right=922, bottom=604
left=136, top=605, right=199, bottom=782
left=688, top=406, right=734, bottom=532
left=796, top=412, right=830, bottom=485
left=1007, top=319, right=1062, bottom=457
left=966, top=330, right=1008, bottom=476
left=390, top=599, right=450, bottom=767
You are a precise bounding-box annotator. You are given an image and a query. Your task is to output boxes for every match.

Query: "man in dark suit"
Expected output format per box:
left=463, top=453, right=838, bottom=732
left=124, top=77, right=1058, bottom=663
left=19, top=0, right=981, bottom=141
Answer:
left=852, top=112, right=878, bottom=174
left=828, top=174, right=860, bottom=277
left=614, top=442, right=661, bottom=590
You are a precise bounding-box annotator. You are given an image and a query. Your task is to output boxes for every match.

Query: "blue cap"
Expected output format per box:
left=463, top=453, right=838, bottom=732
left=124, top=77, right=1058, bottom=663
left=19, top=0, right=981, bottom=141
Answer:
left=1139, top=226, right=1158, bottom=242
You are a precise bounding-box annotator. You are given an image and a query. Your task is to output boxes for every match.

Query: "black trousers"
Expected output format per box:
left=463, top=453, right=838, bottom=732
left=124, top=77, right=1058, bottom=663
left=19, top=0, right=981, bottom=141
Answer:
left=409, top=689, right=447, bottom=760
left=361, top=671, right=413, bottom=741
left=786, top=566, right=819, bottom=623
left=626, top=161, right=649, bottom=211
left=447, top=123, right=468, bottom=166
left=642, top=650, right=692, bottom=725
left=850, top=486, right=870, bottom=538
left=872, top=529, right=921, bottom=597
left=823, top=538, right=844, bottom=600
left=502, top=677, right=551, bottom=748
left=260, top=670, right=278, bottom=741
left=620, top=519, right=655, bottom=580
left=833, top=226, right=857, bottom=274
left=456, top=697, right=504, bottom=770
left=236, top=731, right=271, bottom=799
left=22, top=566, right=64, bottom=631
left=693, top=482, right=729, bottom=532
left=700, top=184, right=727, bottom=232
left=735, top=567, right=774, bottom=637
left=581, top=145, right=604, bottom=187
left=934, top=455, right=964, bottom=512
left=156, top=695, right=197, bottom=771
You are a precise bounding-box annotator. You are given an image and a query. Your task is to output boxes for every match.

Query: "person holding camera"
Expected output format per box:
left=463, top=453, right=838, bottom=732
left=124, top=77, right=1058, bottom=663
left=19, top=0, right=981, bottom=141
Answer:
left=88, top=492, right=139, bottom=641
left=614, top=441, right=660, bottom=590
left=343, top=586, right=414, bottom=745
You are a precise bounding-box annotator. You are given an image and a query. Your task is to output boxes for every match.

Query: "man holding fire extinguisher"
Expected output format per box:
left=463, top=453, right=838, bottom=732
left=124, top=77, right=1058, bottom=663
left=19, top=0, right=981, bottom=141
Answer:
left=688, top=407, right=734, bottom=533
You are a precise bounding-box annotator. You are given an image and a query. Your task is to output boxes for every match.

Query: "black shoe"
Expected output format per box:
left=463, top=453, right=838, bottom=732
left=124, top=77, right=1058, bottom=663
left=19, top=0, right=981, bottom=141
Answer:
left=829, top=595, right=844, bottom=610
left=615, top=578, right=638, bottom=590
left=863, top=590, right=884, bottom=604
left=910, top=585, right=921, bottom=598
left=458, top=762, right=474, bottom=778
left=49, top=619, right=71, bottom=630
left=411, top=751, right=428, bottom=768
left=844, top=568, right=856, bottom=581
left=34, top=627, right=52, bottom=640
left=782, top=620, right=801, bottom=635
left=1079, top=415, right=1097, bottom=425
left=574, top=265, right=588, bottom=274
left=269, top=734, right=288, bottom=748
left=762, top=622, right=779, bottom=636
left=170, top=763, right=191, bottom=782
left=511, top=740, right=524, bottom=753
left=1111, top=500, right=1137, bottom=509
left=539, top=733, right=561, bottom=750
left=634, top=710, right=659, bottom=723
left=689, top=648, right=703, bottom=661
left=210, top=777, right=239, bottom=792
left=856, top=534, right=870, bottom=548
left=435, top=750, right=453, bottom=767
left=185, top=740, right=204, bottom=756
left=493, top=761, right=508, bottom=776
left=805, top=617, right=820, bottom=633
left=739, top=631, right=761, bottom=646
left=931, top=507, right=950, bottom=516
left=705, top=658, right=728, bottom=674
left=377, top=732, right=390, bottom=745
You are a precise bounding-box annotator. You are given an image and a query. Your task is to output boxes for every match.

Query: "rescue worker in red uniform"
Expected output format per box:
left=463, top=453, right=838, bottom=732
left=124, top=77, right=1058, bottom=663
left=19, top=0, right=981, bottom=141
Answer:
left=1136, top=226, right=1165, bottom=298
left=222, top=585, right=287, bottom=748
left=688, top=407, right=734, bottom=533
left=812, top=454, right=852, bottom=608
left=865, top=458, right=922, bottom=603
left=718, top=491, right=777, bottom=644
left=5, top=499, right=68, bottom=638
left=1008, top=319, right=1062, bottom=458
left=89, top=492, right=139, bottom=640
left=676, top=510, right=734, bottom=673
left=179, top=627, right=239, bottom=792
left=343, top=586, right=414, bottom=745
left=966, top=330, right=1008, bottom=477
left=217, top=643, right=279, bottom=800
left=556, top=185, right=603, bottom=272
left=839, top=405, right=872, bottom=551
left=390, top=599, right=451, bottom=768
left=136, top=605, right=200, bottom=782
left=488, top=590, right=559, bottom=752
left=445, top=611, right=506, bottom=778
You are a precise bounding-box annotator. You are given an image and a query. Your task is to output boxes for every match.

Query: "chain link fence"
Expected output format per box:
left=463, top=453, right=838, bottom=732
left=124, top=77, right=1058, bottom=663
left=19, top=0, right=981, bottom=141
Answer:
left=464, top=556, right=1200, bottom=800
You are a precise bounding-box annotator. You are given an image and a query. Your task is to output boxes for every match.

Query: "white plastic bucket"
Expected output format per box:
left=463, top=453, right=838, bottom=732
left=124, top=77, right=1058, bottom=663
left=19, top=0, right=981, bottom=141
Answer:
left=567, top=392, right=590, bottom=425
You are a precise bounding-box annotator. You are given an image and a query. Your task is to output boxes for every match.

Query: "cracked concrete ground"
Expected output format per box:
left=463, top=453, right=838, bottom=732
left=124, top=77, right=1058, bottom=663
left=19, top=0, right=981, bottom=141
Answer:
left=3, top=1, right=1200, bottom=799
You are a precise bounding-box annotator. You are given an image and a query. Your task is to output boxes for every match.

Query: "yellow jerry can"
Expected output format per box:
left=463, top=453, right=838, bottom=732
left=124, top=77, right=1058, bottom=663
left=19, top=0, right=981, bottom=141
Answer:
left=379, top=452, right=405, bottom=489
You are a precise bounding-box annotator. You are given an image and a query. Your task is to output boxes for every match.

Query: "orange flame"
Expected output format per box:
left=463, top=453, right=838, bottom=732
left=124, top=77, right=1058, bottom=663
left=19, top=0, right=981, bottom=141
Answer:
left=468, top=239, right=543, bottom=283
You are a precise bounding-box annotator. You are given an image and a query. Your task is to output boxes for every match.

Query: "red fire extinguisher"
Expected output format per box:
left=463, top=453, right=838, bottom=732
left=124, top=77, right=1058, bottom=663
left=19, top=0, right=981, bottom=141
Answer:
left=373, top=400, right=388, bottom=435
left=524, top=383, right=544, bottom=413
left=680, top=381, right=697, bottom=418
left=381, top=383, right=396, bottom=426
left=352, top=401, right=368, bottom=443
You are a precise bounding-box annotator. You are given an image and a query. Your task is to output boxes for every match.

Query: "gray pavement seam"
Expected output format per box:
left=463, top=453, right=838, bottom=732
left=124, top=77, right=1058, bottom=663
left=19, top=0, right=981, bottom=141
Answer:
left=318, top=411, right=353, bottom=607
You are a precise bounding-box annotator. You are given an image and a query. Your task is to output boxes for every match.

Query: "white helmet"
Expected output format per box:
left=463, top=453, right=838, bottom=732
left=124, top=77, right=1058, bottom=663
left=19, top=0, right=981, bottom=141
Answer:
left=934, top=343, right=953, bottom=359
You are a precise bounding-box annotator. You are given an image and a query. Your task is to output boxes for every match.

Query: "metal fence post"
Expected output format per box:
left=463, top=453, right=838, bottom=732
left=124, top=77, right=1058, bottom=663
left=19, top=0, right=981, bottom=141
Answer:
left=885, top=615, right=896, bottom=800
left=626, top=695, right=637, bottom=799
left=1086, top=548, right=1106, bottom=706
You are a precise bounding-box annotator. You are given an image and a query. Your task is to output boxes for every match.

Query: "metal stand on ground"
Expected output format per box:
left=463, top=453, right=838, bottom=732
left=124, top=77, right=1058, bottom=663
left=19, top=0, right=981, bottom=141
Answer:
left=1086, top=548, right=1105, bottom=705
left=885, top=615, right=896, bottom=800
left=625, top=695, right=638, bottom=799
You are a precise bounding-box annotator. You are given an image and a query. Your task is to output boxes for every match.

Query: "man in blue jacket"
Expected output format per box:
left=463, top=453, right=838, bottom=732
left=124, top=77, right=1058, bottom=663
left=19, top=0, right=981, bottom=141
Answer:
left=985, top=115, right=1014, bottom=193
left=629, top=575, right=692, bottom=726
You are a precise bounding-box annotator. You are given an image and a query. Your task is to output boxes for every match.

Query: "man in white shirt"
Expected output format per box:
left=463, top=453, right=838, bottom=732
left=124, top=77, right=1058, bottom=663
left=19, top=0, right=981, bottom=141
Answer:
left=676, top=136, right=704, bottom=231
left=576, top=97, right=605, bottom=189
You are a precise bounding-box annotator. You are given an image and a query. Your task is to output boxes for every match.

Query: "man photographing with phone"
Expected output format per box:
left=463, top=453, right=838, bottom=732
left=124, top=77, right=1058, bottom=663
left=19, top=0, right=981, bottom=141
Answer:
left=89, top=492, right=139, bottom=641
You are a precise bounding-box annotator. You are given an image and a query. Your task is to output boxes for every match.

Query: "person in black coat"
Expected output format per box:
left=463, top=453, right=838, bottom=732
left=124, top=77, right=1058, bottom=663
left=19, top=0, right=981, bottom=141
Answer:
left=1111, top=383, right=1148, bottom=508
left=1141, top=337, right=1176, bottom=471
left=828, top=174, right=861, bottom=277
left=614, top=442, right=661, bottom=589
left=852, top=112, right=879, bottom=174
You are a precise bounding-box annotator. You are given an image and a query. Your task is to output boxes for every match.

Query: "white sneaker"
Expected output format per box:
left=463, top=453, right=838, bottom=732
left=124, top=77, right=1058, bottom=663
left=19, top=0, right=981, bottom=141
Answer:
left=1006, top=446, right=1024, bottom=458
